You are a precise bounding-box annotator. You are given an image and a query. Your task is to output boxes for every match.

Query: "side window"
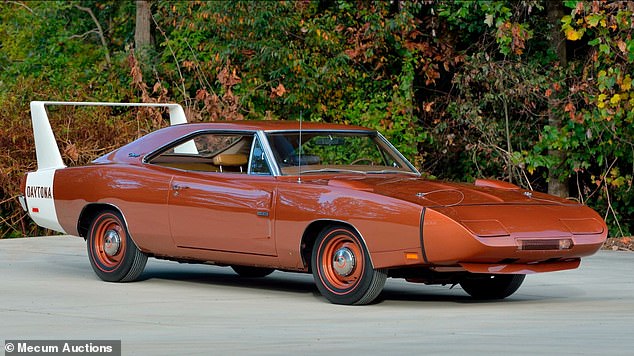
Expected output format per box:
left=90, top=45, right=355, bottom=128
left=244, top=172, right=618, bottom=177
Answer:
left=149, top=132, right=253, bottom=173
left=249, top=136, right=272, bottom=175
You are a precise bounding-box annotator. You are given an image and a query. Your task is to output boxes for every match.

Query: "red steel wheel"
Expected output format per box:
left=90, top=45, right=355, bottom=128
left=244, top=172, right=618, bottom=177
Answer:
left=87, top=210, right=147, bottom=282
left=311, top=226, right=387, bottom=305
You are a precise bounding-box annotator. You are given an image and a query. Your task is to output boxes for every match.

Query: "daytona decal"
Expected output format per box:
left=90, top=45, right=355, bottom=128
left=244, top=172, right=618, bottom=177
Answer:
left=25, top=161, right=65, bottom=233
left=25, top=185, right=53, bottom=199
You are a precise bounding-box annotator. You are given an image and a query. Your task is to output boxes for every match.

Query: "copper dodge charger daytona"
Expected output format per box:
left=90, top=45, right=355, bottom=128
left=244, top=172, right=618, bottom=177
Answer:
left=20, top=101, right=607, bottom=305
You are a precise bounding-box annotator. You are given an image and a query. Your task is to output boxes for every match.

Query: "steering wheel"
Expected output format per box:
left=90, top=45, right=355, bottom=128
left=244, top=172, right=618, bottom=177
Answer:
left=350, top=157, right=375, bottom=165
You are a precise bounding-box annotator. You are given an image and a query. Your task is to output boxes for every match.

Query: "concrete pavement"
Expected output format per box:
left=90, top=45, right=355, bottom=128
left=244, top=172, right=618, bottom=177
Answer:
left=1, top=235, right=633, bottom=355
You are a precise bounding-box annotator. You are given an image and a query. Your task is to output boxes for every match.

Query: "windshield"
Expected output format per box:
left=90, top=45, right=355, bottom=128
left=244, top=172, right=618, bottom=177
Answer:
left=266, top=131, right=418, bottom=175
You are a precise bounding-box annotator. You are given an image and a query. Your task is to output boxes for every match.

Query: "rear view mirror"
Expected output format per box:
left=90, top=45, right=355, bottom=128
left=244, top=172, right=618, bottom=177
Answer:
left=313, top=136, right=345, bottom=146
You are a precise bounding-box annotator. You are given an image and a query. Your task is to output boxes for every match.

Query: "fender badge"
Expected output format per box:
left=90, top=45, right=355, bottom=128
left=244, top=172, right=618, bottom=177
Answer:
left=523, top=191, right=533, bottom=198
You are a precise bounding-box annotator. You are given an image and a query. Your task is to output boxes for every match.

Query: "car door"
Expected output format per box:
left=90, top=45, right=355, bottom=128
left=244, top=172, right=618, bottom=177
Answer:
left=164, top=132, right=278, bottom=256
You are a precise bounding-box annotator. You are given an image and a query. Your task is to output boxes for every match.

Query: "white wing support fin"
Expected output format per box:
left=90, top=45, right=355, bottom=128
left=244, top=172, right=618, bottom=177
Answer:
left=30, top=101, right=67, bottom=171
left=29, top=101, right=189, bottom=170
left=25, top=101, right=189, bottom=233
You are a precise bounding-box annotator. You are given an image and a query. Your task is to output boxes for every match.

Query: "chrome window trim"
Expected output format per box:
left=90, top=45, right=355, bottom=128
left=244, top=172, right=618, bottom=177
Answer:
left=247, top=136, right=257, bottom=175
left=264, top=129, right=373, bottom=134
left=375, top=132, right=420, bottom=175
left=248, top=133, right=274, bottom=176
left=143, top=129, right=257, bottom=164
left=143, top=128, right=418, bottom=177
left=257, top=130, right=282, bottom=176
left=263, top=129, right=419, bottom=176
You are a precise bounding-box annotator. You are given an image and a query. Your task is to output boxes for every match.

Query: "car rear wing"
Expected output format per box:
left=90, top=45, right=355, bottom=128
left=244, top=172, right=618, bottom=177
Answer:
left=30, top=101, right=188, bottom=171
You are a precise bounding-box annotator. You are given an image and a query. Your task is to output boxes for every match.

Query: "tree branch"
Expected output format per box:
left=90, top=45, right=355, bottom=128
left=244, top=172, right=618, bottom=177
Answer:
left=6, top=1, right=33, bottom=13
left=74, top=4, right=111, bottom=67
left=68, top=29, right=99, bottom=41
left=151, top=11, right=188, bottom=103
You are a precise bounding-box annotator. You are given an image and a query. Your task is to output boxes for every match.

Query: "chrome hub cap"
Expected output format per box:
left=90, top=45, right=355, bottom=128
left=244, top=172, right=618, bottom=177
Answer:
left=103, top=229, right=121, bottom=256
left=332, top=247, right=355, bottom=277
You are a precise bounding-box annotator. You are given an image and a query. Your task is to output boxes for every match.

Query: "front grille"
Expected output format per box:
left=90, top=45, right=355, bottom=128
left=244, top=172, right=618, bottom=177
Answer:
left=518, top=239, right=573, bottom=251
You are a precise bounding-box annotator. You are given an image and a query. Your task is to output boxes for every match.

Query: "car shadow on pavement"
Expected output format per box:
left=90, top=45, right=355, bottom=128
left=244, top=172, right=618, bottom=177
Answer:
left=139, top=265, right=319, bottom=295
left=136, top=262, right=548, bottom=305
left=378, top=287, right=544, bottom=304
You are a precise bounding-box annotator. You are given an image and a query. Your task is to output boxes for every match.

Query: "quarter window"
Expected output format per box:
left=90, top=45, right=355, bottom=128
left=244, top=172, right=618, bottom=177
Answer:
left=148, top=132, right=254, bottom=174
left=249, top=136, right=272, bottom=175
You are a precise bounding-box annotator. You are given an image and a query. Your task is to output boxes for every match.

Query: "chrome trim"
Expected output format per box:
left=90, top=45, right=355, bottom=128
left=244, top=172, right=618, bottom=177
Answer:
left=247, top=136, right=257, bottom=175
left=18, top=195, right=27, bottom=212
left=264, top=129, right=373, bottom=134
left=143, top=128, right=413, bottom=178
left=143, top=129, right=258, bottom=164
left=257, top=130, right=281, bottom=176
left=333, top=247, right=355, bottom=276
left=376, top=132, right=420, bottom=175
left=264, top=130, right=419, bottom=176
left=103, top=229, right=121, bottom=256
left=248, top=133, right=276, bottom=176
left=419, top=208, right=429, bottom=264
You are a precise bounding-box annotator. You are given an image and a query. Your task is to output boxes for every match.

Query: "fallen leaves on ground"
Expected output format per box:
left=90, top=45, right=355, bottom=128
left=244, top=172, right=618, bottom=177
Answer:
left=602, top=236, right=634, bottom=252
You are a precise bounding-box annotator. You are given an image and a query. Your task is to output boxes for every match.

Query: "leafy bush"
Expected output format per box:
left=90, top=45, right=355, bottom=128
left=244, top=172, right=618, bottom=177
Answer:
left=0, top=0, right=631, bottom=237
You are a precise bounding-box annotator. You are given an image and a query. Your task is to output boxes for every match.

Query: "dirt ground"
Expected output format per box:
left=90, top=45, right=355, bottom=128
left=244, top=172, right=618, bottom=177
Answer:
left=602, top=236, right=634, bottom=251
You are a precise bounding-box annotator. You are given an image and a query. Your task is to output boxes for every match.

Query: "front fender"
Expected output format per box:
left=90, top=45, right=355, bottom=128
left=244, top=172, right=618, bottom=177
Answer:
left=274, top=181, right=423, bottom=269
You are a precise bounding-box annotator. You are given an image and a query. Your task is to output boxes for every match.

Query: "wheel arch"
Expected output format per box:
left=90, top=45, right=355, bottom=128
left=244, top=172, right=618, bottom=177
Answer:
left=77, top=203, right=127, bottom=239
left=300, top=219, right=372, bottom=272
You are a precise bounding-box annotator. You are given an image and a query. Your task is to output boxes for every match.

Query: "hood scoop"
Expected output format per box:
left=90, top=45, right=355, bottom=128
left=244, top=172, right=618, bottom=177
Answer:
left=327, top=179, right=374, bottom=192
left=474, top=179, right=520, bottom=190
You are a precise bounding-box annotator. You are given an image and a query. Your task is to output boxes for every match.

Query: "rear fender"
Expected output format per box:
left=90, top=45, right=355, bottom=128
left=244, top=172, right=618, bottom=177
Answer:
left=24, top=169, right=65, bottom=233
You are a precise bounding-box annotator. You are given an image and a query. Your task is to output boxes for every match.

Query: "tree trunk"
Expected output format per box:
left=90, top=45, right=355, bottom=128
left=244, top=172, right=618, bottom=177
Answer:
left=546, top=1, right=569, bottom=198
left=135, top=0, right=152, bottom=50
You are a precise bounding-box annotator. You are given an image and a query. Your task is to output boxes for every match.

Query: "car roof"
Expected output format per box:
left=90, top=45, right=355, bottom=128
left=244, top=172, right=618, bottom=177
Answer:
left=171, top=121, right=372, bottom=132
left=94, top=120, right=375, bottom=164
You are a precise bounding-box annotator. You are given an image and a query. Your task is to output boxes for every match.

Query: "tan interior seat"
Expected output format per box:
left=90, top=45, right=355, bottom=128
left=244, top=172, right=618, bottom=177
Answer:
left=213, top=154, right=248, bottom=172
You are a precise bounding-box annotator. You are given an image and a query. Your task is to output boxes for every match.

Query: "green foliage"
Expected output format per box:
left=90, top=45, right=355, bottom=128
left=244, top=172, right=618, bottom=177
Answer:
left=152, top=0, right=434, bottom=160
left=437, top=0, right=541, bottom=56
left=555, top=1, right=634, bottom=236
left=301, top=135, right=385, bottom=166
left=0, top=0, right=631, bottom=237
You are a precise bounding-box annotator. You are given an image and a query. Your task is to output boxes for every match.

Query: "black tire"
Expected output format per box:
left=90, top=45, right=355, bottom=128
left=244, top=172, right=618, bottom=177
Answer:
left=460, top=274, right=525, bottom=300
left=87, top=210, right=147, bottom=282
left=311, top=226, right=387, bottom=305
left=231, top=265, right=275, bottom=278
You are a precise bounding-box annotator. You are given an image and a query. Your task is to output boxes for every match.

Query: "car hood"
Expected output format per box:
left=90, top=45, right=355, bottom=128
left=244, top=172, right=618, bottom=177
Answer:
left=322, top=175, right=578, bottom=208
left=315, top=175, right=605, bottom=241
